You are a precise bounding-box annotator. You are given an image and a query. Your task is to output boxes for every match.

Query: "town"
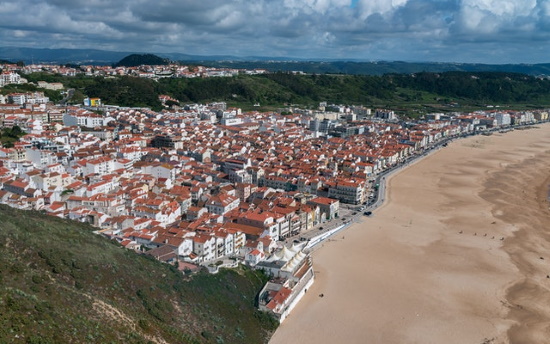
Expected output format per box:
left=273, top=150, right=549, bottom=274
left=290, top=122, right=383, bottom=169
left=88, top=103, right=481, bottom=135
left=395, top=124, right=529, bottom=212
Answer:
left=0, top=61, right=268, bottom=83
left=1, top=64, right=549, bottom=321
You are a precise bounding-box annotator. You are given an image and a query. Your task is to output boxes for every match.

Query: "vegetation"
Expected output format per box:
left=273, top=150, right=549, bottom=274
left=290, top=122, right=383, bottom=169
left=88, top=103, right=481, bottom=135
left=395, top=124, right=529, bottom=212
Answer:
left=199, top=60, right=550, bottom=76
left=115, top=54, right=171, bottom=67
left=0, top=205, right=277, bottom=343
left=159, top=71, right=550, bottom=111
left=15, top=71, right=550, bottom=114
left=0, top=78, right=63, bottom=103
left=0, top=85, right=34, bottom=98
left=84, top=76, right=164, bottom=109
left=0, top=126, right=25, bottom=148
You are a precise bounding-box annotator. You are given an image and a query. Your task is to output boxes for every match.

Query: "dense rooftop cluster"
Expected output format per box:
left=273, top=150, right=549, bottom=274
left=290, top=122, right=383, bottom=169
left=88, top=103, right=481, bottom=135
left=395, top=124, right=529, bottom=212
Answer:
left=1, top=62, right=268, bottom=80
left=0, top=92, right=549, bottom=267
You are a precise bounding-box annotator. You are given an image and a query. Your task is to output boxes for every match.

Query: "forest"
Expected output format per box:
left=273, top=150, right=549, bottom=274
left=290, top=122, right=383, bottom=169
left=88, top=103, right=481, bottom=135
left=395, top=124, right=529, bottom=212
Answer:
left=17, top=71, right=550, bottom=112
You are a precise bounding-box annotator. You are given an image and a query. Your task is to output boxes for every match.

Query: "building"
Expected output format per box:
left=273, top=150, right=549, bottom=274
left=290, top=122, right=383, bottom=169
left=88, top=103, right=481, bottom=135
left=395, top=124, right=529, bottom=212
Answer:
left=307, top=197, right=339, bottom=222
left=0, top=72, right=21, bottom=87
left=150, top=134, right=184, bottom=149
left=205, top=194, right=240, bottom=215
left=63, top=111, right=112, bottom=128
left=257, top=244, right=315, bottom=323
left=495, top=113, right=511, bottom=127
left=327, top=180, right=366, bottom=204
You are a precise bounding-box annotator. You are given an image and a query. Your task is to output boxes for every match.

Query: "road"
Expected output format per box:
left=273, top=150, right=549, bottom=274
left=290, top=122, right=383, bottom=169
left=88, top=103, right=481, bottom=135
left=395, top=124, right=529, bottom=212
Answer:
left=59, top=88, right=75, bottom=105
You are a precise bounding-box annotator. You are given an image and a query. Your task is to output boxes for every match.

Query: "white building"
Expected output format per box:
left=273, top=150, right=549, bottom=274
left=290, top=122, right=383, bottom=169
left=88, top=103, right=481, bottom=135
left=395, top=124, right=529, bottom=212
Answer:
left=63, top=111, right=114, bottom=128
left=25, top=148, right=57, bottom=169
left=191, top=234, right=216, bottom=262
left=206, top=194, right=240, bottom=215
left=83, top=157, right=116, bottom=176
left=495, top=113, right=511, bottom=127
left=257, top=244, right=315, bottom=323
left=0, top=72, right=21, bottom=87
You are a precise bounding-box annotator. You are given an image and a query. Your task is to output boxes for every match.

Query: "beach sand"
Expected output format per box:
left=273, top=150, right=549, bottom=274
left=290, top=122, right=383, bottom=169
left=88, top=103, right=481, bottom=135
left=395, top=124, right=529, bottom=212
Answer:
left=269, top=125, right=550, bottom=344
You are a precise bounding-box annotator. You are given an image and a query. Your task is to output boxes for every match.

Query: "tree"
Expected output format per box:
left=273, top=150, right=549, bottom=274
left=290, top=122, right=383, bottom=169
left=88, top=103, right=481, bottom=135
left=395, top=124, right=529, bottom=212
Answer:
left=165, top=100, right=180, bottom=108
left=9, top=126, right=24, bottom=137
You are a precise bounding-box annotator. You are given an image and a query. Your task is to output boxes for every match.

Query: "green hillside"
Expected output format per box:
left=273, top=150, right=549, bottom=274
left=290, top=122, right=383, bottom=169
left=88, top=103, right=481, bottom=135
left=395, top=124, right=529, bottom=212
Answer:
left=159, top=72, right=550, bottom=112
left=20, top=71, right=550, bottom=113
left=0, top=205, right=277, bottom=344
left=115, top=54, right=171, bottom=67
left=199, top=60, right=550, bottom=76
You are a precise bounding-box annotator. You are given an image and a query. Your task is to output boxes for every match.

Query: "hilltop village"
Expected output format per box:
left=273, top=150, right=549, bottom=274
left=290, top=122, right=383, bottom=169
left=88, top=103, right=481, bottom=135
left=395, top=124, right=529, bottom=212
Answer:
left=0, top=61, right=267, bottom=85
left=1, top=64, right=549, bottom=321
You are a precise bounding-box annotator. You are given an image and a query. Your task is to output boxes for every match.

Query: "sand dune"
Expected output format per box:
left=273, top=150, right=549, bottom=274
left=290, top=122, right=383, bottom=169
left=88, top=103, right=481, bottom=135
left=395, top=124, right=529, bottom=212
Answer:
left=270, top=125, right=550, bottom=344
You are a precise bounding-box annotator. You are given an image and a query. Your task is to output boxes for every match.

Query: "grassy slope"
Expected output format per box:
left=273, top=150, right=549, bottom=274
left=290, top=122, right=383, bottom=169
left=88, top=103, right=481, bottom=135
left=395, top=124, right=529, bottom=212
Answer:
left=0, top=205, right=277, bottom=344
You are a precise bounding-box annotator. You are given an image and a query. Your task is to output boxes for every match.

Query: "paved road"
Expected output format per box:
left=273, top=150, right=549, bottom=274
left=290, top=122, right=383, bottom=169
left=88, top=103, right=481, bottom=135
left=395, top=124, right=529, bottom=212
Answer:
left=59, top=88, right=75, bottom=105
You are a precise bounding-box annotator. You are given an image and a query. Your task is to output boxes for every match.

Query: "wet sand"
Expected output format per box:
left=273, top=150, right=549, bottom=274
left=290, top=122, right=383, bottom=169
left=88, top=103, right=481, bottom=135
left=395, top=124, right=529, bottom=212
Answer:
left=270, top=125, right=550, bottom=344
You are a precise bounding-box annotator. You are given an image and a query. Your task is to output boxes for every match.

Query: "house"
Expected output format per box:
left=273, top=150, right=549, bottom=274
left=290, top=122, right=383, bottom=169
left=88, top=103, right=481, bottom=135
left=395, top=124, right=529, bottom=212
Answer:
left=307, top=197, right=339, bottom=222
left=145, top=245, right=178, bottom=263
left=246, top=249, right=265, bottom=266
left=205, top=193, right=240, bottom=215
left=191, top=234, right=216, bottom=262
left=213, top=230, right=235, bottom=258
left=83, top=156, right=116, bottom=176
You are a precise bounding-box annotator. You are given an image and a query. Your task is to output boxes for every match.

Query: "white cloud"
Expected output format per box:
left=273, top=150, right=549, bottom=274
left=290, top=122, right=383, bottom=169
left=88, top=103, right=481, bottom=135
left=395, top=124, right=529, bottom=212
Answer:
left=0, top=0, right=549, bottom=63
left=13, top=30, right=27, bottom=38
left=454, top=0, right=548, bottom=39
left=356, top=0, right=409, bottom=19
left=461, top=0, right=537, bottom=17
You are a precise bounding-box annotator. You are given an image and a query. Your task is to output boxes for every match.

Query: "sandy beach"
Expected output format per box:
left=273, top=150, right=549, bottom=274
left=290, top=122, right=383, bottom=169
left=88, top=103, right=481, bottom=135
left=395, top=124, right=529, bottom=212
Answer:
left=270, top=125, right=550, bottom=344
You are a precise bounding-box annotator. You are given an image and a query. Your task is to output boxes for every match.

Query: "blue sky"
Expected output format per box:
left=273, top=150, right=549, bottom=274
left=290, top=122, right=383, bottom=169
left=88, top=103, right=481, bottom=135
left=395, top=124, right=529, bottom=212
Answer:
left=1, top=0, right=549, bottom=63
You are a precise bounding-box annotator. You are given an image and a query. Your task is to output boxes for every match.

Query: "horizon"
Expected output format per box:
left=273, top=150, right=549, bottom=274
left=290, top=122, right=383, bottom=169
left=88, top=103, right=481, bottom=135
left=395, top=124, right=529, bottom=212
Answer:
left=1, top=1, right=549, bottom=65
left=1, top=46, right=550, bottom=67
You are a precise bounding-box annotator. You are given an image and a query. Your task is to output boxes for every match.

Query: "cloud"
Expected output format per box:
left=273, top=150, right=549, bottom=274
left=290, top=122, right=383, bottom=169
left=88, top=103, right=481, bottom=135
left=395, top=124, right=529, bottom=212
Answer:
left=457, top=0, right=538, bottom=34
left=356, top=0, right=409, bottom=19
left=0, top=0, right=549, bottom=63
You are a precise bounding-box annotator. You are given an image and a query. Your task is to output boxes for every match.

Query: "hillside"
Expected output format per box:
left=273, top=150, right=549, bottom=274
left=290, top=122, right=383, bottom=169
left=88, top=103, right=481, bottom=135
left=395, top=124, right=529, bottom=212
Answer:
left=134, top=72, right=550, bottom=111
left=19, top=71, right=550, bottom=113
left=0, top=47, right=132, bottom=65
left=200, top=60, right=550, bottom=76
left=115, top=54, right=171, bottom=67
left=2, top=47, right=550, bottom=76
left=0, top=205, right=277, bottom=344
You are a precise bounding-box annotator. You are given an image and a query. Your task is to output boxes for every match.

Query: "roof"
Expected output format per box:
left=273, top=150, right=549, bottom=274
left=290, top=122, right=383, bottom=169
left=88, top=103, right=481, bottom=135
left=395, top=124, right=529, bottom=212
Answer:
left=145, top=245, right=177, bottom=262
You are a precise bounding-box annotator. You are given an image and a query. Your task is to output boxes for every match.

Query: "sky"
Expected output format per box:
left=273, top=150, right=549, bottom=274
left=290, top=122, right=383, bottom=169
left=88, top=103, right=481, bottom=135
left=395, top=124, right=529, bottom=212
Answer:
left=1, top=0, right=549, bottom=64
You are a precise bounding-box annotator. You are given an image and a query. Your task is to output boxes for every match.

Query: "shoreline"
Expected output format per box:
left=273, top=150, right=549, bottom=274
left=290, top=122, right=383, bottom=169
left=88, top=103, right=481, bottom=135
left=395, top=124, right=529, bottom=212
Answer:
left=481, top=146, right=550, bottom=342
left=270, top=124, right=550, bottom=344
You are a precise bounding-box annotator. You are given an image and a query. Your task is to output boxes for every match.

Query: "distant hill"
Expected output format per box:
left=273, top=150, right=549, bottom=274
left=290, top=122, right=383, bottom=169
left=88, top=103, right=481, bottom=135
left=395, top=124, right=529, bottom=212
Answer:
left=199, top=60, right=550, bottom=76
left=2, top=46, right=550, bottom=76
left=115, top=53, right=171, bottom=67
left=0, top=46, right=132, bottom=65
left=0, top=204, right=277, bottom=343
